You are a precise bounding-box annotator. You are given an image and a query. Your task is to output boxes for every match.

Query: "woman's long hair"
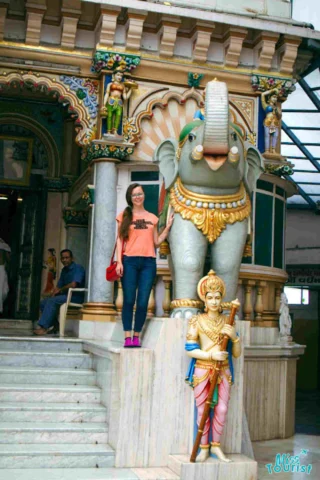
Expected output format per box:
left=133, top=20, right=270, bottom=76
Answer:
left=119, top=183, right=143, bottom=240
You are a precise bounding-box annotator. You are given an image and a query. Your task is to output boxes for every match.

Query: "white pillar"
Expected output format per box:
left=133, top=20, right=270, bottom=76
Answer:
left=82, top=158, right=118, bottom=321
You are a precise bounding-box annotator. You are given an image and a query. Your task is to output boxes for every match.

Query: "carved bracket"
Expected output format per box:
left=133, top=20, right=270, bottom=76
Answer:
left=251, top=74, right=296, bottom=100
left=44, top=176, right=76, bottom=192
left=63, top=207, right=89, bottom=227
left=82, top=141, right=134, bottom=163
left=81, top=184, right=95, bottom=206
left=91, top=51, right=141, bottom=74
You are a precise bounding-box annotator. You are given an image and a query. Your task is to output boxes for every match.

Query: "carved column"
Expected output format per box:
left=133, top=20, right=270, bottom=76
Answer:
left=147, top=284, right=156, bottom=317
left=159, top=15, right=181, bottom=58
left=25, top=1, right=47, bottom=46
left=82, top=157, right=118, bottom=321
left=95, top=7, right=121, bottom=50
left=162, top=278, right=172, bottom=317
left=126, top=9, right=147, bottom=51
left=115, top=281, right=123, bottom=313
left=192, top=21, right=214, bottom=63
left=223, top=27, right=247, bottom=68
left=243, top=280, right=255, bottom=322
left=274, top=284, right=282, bottom=314
left=254, top=280, right=267, bottom=322
left=253, top=32, right=280, bottom=71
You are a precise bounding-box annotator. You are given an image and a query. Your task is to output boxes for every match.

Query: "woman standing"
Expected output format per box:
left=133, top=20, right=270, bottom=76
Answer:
left=116, top=183, right=173, bottom=347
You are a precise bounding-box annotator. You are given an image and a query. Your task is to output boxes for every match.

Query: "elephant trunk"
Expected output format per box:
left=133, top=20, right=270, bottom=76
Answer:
left=203, top=81, right=229, bottom=155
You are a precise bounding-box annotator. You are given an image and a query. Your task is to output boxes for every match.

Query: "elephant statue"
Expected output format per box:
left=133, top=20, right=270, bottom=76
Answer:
left=153, top=80, right=264, bottom=318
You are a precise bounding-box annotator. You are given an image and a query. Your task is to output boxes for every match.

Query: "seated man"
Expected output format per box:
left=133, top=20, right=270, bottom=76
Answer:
left=34, top=249, right=85, bottom=336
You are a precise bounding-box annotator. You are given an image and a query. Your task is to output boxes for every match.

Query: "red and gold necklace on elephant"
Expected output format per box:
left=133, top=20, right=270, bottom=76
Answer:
left=170, top=177, right=251, bottom=243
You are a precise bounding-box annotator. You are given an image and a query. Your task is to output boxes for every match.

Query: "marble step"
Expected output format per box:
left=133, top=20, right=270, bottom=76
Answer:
left=0, top=444, right=115, bottom=469
left=0, top=337, right=84, bottom=352
left=0, top=467, right=179, bottom=479
left=0, top=402, right=107, bottom=423
left=0, top=422, right=108, bottom=444
left=0, top=350, right=92, bottom=368
left=0, top=384, right=101, bottom=403
left=0, top=320, right=33, bottom=330
left=0, top=366, right=97, bottom=385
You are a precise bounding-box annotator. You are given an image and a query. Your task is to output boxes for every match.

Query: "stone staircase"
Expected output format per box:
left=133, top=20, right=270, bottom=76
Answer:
left=0, top=337, right=114, bottom=470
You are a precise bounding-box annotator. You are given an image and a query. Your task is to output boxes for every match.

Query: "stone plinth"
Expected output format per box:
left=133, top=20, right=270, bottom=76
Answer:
left=82, top=317, right=252, bottom=468
left=168, top=454, right=257, bottom=480
left=244, top=343, right=305, bottom=441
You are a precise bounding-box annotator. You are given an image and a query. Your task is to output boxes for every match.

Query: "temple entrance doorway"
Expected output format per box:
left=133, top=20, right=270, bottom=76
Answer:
left=0, top=187, right=46, bottom=320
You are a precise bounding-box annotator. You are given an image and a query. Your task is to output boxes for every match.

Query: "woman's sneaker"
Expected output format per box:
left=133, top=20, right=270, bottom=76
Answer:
left=132, top=336, right=141, bottom=348
left=124, top=337, right=133, bottom=348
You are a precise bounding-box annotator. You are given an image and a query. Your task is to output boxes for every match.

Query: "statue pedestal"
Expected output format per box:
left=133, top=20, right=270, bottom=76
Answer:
left=168, top=454, right=257, bottom=480
left=82, top=317, right=256, bottom=476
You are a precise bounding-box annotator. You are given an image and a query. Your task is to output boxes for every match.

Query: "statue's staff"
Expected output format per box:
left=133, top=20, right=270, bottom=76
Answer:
left=190, top=298, right=240, bottom=463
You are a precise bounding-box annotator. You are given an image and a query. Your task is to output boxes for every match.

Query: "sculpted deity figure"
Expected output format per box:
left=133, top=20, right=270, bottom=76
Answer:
left=185, top=270, right=241, bottom=463
left=261, top=88, right=282, bottom=155
left=279, top=292, right=292, bottom=339
left=101, top=69, right=133, bottom=136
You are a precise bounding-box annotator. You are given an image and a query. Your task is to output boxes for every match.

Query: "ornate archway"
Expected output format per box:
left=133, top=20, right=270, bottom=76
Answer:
left=0, top=71, right=99, bottom=146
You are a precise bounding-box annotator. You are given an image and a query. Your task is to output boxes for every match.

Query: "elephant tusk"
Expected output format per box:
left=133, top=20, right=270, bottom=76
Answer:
left=229, top=146, right=240, bottom=163
left=191, top=145, right=204, bottom=161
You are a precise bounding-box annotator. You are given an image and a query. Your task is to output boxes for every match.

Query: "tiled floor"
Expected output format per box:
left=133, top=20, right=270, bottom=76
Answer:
left=253, top=435, right=320, bottom=479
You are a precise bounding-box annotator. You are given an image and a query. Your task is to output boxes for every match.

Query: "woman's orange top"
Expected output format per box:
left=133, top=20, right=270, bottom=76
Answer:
left=116, top=210, right=158, bottom=258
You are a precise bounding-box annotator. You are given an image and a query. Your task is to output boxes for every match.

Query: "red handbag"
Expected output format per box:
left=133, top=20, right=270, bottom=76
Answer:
left=106, top=239, right=124, bottom=282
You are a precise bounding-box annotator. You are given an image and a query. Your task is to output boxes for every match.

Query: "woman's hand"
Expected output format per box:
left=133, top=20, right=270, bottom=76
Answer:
left=166, top=213, right=174, bottom=230
left=221, top=325, right=237, bottom=341
left=210, top=351, right=228, bottom=362
left=116, top=262, right=123, bottom=277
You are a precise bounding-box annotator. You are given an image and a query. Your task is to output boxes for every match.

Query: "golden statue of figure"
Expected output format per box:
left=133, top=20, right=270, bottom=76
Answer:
left=185, top=270, right=241, bottom=463
left=261, top=88, right=282, bottom=154
left=101, top=69, right=134, bottom=136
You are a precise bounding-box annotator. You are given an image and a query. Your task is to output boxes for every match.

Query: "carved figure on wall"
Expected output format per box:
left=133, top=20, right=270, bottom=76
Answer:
left=101, top=69, right=136, bottom=136
left=42, top=248, right=57, bottom=297
left=185, top=270, right=241, bottom=463
left=153, top=80, right=264, bottom=318
left=279, top=292, right=292, bottom=341
left=261, top=88, right=281, bottom=155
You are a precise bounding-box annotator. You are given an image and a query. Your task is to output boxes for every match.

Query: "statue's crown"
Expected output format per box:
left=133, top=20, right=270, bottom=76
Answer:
left=197, top=270, right=226, bottom=301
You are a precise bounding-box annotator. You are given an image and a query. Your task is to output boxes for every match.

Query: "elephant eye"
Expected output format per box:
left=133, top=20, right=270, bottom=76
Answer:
left=231, top=132, right=237, bottom=142
left=188, top=133, right=196, bottom=142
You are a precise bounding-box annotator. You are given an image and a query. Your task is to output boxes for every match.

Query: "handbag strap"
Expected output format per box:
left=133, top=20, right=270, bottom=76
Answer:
left=110, top=236, right=125, bottom=262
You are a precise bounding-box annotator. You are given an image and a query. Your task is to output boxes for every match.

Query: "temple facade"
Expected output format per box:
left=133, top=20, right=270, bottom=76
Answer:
left=0, top=0, right=319, bottom=477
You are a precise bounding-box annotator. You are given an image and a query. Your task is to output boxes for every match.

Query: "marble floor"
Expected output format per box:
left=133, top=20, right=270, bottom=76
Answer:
left=253, top=434, right=320, bottom=479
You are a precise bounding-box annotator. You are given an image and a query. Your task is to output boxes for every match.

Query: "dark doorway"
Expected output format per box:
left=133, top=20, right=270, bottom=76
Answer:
left=0, top=187, right=46, bottom=320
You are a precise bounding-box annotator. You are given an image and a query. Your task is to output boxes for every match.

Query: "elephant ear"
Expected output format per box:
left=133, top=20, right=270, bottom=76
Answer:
left=244, top=142, right=265, bottom=194
left=153, top=138, right=179, bottom=190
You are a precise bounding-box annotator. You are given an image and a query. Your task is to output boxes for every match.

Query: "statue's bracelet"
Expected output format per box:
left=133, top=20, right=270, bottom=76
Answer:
left=232, top=337, right=240, bottom=344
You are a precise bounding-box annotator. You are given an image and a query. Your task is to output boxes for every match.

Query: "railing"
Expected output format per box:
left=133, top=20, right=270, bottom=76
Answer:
left=114, top=264, right=287, bottom=325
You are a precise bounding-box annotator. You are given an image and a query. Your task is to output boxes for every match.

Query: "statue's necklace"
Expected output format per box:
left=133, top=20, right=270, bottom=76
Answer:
left=198, top=314, right=225, bottom=346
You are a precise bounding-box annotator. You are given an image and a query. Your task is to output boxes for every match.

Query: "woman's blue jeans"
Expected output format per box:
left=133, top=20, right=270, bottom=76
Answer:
left=121, top=256, right=157, bottom=332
